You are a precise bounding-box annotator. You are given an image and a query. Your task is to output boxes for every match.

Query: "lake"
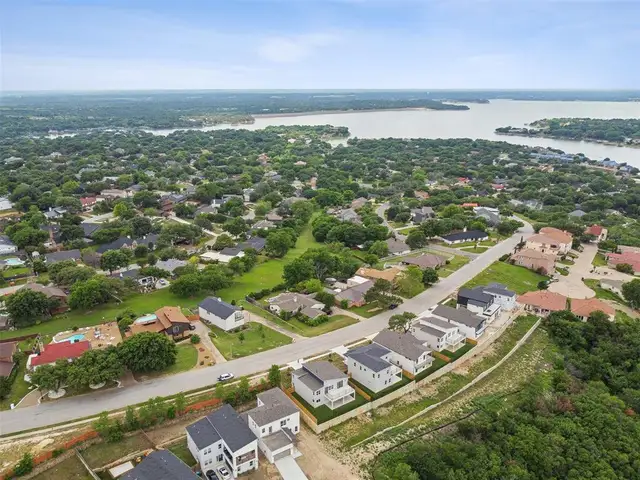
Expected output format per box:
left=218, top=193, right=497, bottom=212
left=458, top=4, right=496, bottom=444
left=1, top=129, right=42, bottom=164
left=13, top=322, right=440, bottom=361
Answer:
left=149, top=100, right=640, bottom=166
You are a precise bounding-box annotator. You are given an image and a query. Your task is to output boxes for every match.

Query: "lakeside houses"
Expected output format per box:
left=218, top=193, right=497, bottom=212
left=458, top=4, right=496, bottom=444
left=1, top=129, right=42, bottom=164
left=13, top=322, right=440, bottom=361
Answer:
left=292, top=361, right=355, bottom=410
left=199, top=296, right=246, bottom=331
left=412, top=316, right=466, bottom=352
left=511, top=248, right=557, bottom=275
left=440, top=230, right=489, bottom=245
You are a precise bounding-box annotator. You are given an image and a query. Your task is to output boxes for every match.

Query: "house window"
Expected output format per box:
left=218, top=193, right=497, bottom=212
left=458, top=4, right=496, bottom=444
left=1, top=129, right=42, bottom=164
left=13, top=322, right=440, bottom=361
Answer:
left=217, top=454, right=223, bottom=462
left=262, top=428, right=265, bottom=434
left=218, top=444, right=222, bottom=449
left=372, top=373, right=375, bottom=378
left=250, top=461, right=254, bottom=467
left=280, top=420, right=287, bottom=427
left=337, top=380, right=343, bottom=388
left=294, top=426, right=298, bottom=432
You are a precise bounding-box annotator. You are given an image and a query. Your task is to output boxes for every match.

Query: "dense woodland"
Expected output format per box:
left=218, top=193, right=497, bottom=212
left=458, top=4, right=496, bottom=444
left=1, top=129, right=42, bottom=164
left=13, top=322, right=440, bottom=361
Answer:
left=375, top=312, right=640, bottom=480
left=497, top=118, right=640, bottom=144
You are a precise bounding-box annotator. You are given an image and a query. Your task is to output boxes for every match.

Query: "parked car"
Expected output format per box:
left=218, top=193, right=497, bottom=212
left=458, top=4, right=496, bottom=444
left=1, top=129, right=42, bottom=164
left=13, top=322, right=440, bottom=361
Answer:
left=217, top=466, right=231, bottom=480
left=189, top=323, right=197, bottom=330
left=206, top=470, right=219, bottom=480
left=218, top=373, right=234, bottom=382
left=388, top=303, right=398, bottom=310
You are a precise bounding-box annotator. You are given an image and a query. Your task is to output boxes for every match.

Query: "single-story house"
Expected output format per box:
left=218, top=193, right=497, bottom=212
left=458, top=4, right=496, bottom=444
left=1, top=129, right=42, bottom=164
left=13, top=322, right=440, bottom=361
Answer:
left=584, top=225, right=607, bottom=243
left=517, top=290, right=568, bottom=317
left=386, top=237, right=410, bottom=255
left=440, top=230, right=489, bottom=245
left=238, top=237, right=266, bottom=252
left=356, top=266, right=402, bottom=283
left=129, top=306, right=192, bottom=338
left=400, top=253, right=446, bottom=269
left=199, top=296, right=246, bottom=331
left=335, top=280, right=374, bottom=308
left=570, top=298, right=615, bottom=321
left=44, top=249, right=82, bottom=264
left=268, top=292, right=325, bottom=318
left=27, top=340, right=91, bottom=370
left=201, top=247, right=245, bottom=264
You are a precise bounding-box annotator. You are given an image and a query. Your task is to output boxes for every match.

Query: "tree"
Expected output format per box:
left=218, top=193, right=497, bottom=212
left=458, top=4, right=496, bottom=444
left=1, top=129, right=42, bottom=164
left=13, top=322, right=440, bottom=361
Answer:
left=283, top=258, right=315, bottom=285
left=170, top=273, right=202, bottom=297
left=254, top=200, right=272, bottom=216
left=422, top=267, right=439, bottom=286
left=133, top=191, right=159, bottom=209
left=130, top=216, right=153, bottom=238
left=50, top=265, right=95, bottom=286
left=268, top=364, right=282, bottom=387
left=13, top=453, right=34, bottom=477
left=100, top=249, right=132, bottom=273
left=174, top=203, right=196, bottom=218
left=239, top=331, right=246, bottom=343
left=223, top=217, right=248, bottom=236
left=290, top=200, right=314, bottom=223
left=5, top=289, right=52, bottom=327
left=113, top=202, right=134, bottom=219
left=369, top=240, right=389, bottom=258
left=190, top=334, right=201, bottom=344
left=265, top=229, right=296, bottom=257
left=315, top=291, right=336, bottom=309
left=67, top=347, right=123, bottom=389
left=388, top=312, right=416, bottom=333
left=118, top=332, right=177, bottom=373
left=396, top=266, right=424, bottom=297
left=616, top=263, right=634, bottom=275
left=622, top=279, right=640, bottom=309
left=29, top=360, right=68, bottom=393
left=213, top=234, right=236, bottom=250
left=364, top=279, right=401, bottom=309
left=497, top=219, right=524, bottom=236
left=60, top=224, right=85, bottom=242
left=10, top=226, right=49, bottom=249
left=406, top=230, right=427, bottom=249
left=68, top=276, right=126, bottom=310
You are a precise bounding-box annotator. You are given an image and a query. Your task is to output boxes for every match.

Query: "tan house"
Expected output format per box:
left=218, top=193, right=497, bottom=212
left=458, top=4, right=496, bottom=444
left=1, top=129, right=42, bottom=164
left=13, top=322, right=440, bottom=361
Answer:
left=517, top=291, right=567, bottom=317
left=525, top=230, right=572, bottom=256
left=129, top=306, right=192, bottom=338
left=511, top=249, right=557, bottom=275
left=571, top=298, right=615, bottom=321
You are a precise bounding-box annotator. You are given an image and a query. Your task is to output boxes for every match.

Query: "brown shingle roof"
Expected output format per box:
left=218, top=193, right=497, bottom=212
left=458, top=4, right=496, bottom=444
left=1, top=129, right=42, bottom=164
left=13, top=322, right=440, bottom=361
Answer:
left=517, top=291, right=567, bottom=311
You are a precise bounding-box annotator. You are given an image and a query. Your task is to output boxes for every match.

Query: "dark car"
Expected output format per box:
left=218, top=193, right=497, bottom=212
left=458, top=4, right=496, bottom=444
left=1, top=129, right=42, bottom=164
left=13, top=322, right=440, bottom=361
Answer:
left=206, top=470, right=219, bottom=480
left=189, top=324, right=197, bottom=330
left=388, top=303, right=398, bottom=310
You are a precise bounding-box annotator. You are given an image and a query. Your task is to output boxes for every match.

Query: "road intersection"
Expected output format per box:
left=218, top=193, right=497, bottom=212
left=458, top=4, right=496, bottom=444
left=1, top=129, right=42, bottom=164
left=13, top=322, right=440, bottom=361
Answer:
left=0, top=221, right=533, bottom=436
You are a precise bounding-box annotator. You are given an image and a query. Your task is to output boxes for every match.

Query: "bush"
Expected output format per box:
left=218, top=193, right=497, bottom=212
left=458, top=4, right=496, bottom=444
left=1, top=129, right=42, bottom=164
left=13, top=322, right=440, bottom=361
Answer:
left=190, top=334, right=201, bottom=344
left=499, top=253, right=510, bottom=262
left=298, top=314, right=330, bottom=327
left=616, top=263, right=635, bottom=274
left=13, top=453, right=34, bottom=476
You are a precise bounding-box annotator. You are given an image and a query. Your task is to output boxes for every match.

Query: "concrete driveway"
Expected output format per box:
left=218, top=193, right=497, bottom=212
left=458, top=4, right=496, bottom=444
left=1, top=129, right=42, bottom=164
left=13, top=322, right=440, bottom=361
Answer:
left=548, top=245, right=597, bottom=299
left=275, top=456, right=309, bottom=480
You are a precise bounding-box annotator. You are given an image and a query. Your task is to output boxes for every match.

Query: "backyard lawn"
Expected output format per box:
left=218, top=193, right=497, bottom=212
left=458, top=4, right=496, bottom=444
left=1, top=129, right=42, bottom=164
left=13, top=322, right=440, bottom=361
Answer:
left=2, top=266, right=31, bottom=279
left=292, top=391, right=369, bottom=423
left=348, top=302, right=385, bottom=318
left=463, top=261, right=547, bottom=294
left=81, top=433, right=153, bottom=468
left=437, top=255, right=470, bottom=278
left=167, top=439, right=196, bottom=467
left=209, top=322, right=292, bottom=360
left=0, top=358, right=33, bottom=410
left=592, top=252, right=608, bottom=267
left=414, top=357, right=448, bottom=381
left=441, top=343, right=474, bottom=361
left=583, top=279, right=627, bottom=305
left=31, top=456, right=92, bottom=480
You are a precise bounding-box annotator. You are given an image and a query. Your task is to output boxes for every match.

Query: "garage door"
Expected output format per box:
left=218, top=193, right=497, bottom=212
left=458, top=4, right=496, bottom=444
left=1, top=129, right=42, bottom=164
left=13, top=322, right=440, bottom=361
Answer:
left=274, top=449, right=292, bottom=462
left=275, top=456, right=308, bottom=480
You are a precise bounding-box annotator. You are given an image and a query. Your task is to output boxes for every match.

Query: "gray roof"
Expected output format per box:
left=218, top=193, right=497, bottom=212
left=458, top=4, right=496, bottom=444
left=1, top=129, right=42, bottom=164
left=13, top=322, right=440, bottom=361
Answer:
left=345, top=343, right=392, bottom=372
left=199, top=296, right=239, bottom=319
left=121, top=450, right=198, bottom=480
left=432, top=305, right=485, bottom=329
left=483, top=283, right=516, bottom=298
left=335, top=280, right=374, bottom=303
left=262, top=429, right=294, bottom=452
left=155, top=258, right=188, bottom=273
left=187, top=404, right=256, bottom=452
left=420, top=316, right=457, bottom=331
left=373, top=329, right=430, bottom=362
left=269, top=292, right=318, bottom=312
left=45, top=249, right=81, bottom=263
left=80, top=223, right=101, bottom=238
left=245, top=388, right=299, bottom=427
left=220, top=247, right=243, bottom=257
left=386, top=237, right=409, bottom=253
left=458, top=287, right=494, bottom=306
left=293, top=368, right=323, bottom=391
left=239, top=237, right=266, bottom=251
left=416, top=324, right=447, bottom=339
left=0, top=235, right=15, bottom=247
left=569, top=209, right=587, bottom=217
left=303, top=360, right=347, bottom=381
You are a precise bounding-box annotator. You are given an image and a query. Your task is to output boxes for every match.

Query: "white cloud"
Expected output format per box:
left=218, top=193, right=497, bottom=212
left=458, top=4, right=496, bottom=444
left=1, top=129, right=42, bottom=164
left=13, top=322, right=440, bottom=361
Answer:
left=257, top=33, right=341, bottom=63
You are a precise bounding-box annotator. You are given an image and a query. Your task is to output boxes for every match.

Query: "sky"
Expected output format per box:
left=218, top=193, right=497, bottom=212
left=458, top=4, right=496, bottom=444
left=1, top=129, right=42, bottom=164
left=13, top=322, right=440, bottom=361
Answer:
left=1, top=0, right=638, bottom=91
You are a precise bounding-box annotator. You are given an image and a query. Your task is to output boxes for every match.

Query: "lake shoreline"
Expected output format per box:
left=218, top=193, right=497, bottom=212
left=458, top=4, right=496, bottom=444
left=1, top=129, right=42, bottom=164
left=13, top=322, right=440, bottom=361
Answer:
left=495, top=131, right=640, bottom=149
left=253, top=106, right=466, bottom=119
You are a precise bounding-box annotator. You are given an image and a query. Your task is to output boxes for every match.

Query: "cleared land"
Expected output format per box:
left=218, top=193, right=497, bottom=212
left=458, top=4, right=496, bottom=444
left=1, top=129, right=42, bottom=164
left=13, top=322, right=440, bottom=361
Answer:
left=209, top=322, right=292, bottom=360
left=31, top=455, right=92, bottom=480
left=463, top=261, right=547, bottom=294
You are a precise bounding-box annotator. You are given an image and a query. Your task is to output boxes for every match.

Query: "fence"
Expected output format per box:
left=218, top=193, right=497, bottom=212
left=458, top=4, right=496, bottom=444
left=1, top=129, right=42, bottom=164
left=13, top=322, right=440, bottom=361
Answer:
left=283, top=387, right=317, bottom=426
left=431, top=351, right=451, bottom=363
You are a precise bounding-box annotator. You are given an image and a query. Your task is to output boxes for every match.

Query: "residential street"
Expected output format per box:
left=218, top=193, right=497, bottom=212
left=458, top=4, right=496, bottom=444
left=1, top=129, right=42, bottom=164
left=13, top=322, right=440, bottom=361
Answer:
left=0, top=221, right=533, bottom=436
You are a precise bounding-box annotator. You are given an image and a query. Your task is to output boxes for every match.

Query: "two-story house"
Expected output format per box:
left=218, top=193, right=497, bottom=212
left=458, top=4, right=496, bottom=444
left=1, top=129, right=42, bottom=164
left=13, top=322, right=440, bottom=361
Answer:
left=345, top=343, right=403, bottom=393
left=431, top=305, right=486, bottom=340
left=292, top=361, right=355, bottom=410
left=525, top=227, right=573, bottom=255
left=121, top=450, right=198, bottom=480
left=372, top=329, right=433, bottom=376
left=244, top=388, right=300, bottom=463
left=199, top=297, right=246, bottom=331
left=412, top=316, right=466, bottom=352
left=457, top=286, right=502, bottom=323
left=186, top=404, right=258, bottom=478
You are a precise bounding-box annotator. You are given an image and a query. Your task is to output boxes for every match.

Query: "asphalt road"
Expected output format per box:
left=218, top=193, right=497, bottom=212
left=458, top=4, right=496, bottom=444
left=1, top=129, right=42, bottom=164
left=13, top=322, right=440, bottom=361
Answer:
left=0, top=221, right=532, bottom=436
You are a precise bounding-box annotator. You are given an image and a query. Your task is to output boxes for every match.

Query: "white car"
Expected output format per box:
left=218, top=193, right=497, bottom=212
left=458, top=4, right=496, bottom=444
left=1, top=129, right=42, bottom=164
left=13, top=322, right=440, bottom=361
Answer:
left=217, top=466, right=231, bottom=480
left=218, top=373, right=234, bottom=382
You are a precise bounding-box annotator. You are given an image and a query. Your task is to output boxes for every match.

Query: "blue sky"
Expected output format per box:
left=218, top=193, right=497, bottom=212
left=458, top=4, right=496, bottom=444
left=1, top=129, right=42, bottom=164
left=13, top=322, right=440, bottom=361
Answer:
left=1, top=0, right=638, bottom=91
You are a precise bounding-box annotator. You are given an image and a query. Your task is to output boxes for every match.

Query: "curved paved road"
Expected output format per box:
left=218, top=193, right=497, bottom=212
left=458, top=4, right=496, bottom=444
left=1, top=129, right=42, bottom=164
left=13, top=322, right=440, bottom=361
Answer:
left=0, top=221, right=533, bottom=436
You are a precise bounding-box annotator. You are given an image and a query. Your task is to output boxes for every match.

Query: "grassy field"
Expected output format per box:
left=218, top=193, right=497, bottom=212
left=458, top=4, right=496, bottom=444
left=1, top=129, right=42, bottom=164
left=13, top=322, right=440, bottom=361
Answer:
left=31, top=455, right=92, bottom=480
left=583, top=279, right=627, bottom=305
left=463, top=261, right=547, bottom=294
left=449, top=240, right=496, bottom=248
left=286, top=314, right=359, bottom=336
left=209, top=322, right=292, bottom=360
left=441, top=343, right=474, bottom=361
left=2, top=267, right=31, bottom=279
left=0, top=358, right=33, bottom=410
left=348, top=302, right=385, bottom=318
left=458, top=246, right=489, bottom=254
left=437, top=255, right=470, bottom=278
left=592, top=252, right=608, bottom=267
left=81, top=433, right=153, bottom=468
left=0, top=221, right=323, bottom=341
left=137, top=343, right=198, bottom=380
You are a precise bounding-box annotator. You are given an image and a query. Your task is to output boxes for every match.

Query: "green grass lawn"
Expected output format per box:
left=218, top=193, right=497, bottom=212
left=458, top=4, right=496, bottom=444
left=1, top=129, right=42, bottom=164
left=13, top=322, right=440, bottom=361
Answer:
left=558, top=258, right=575, bottom=266
left=139, top=343, right=198, bottom=379
left=0, top=358, right=34, bottom=410
left=463, top=261, right=547, bottom=294
left=209, top=322, right=292, bottom=360
left=292, top=391, right=369, bottom=423
left=593, top=252, right=608, bottom=267
left=458, top=246, right=489, bottom=254
left=437, top=255, right=470, bottom=278
left=350, top=375, right=412, bottom=400
left=441, top=343, right=474, bottom=361
left=556, top=267, right=569, bottom=276
left=167, top=439, right=196, bottom=467
left=81, top=433, right=153, bottom=468
left=31, top=455, right=92, bottom=480
left=2, top=266, right=31, bottom=278
left=349, top=302, right=385, bottom=318
left=616, top=310, right=636, bottom=322
left=451, top=240, right=496, bottom=248
left=583, top=279, right=627, bottom=305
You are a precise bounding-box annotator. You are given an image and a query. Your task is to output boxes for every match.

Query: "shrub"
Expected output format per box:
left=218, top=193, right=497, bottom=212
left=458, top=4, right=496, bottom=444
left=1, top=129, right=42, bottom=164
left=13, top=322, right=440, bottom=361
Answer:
left=14, top=453, right=34, bottom=476
left=190, top=334, right=201, bottom=344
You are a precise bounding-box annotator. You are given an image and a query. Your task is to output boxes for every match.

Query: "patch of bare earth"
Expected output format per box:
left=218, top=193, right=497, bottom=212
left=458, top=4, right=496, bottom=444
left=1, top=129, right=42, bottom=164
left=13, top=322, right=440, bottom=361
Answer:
left=297, top=427, right=362, bottom=480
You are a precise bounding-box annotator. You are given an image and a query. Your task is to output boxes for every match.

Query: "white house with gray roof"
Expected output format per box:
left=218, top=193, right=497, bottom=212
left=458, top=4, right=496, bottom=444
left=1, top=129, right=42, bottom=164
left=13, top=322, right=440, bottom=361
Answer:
left=431, top=305, right=486, bottom=340
left=345, top=343, right=402, bottom=393
left=292, top=361, right=355, bottom=410
left=121, top=450, right=198, bottom=480
left=372, top=329, right=433, bottom=376
left=186, top=404, right=258, bottom=478
left=268, top=293, right=324, bottom=318
left=412, top=316, right=466, bottom=352
left=199, top=297, right=246, bottom=331
left=244, top=388, right=300, bottom=463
